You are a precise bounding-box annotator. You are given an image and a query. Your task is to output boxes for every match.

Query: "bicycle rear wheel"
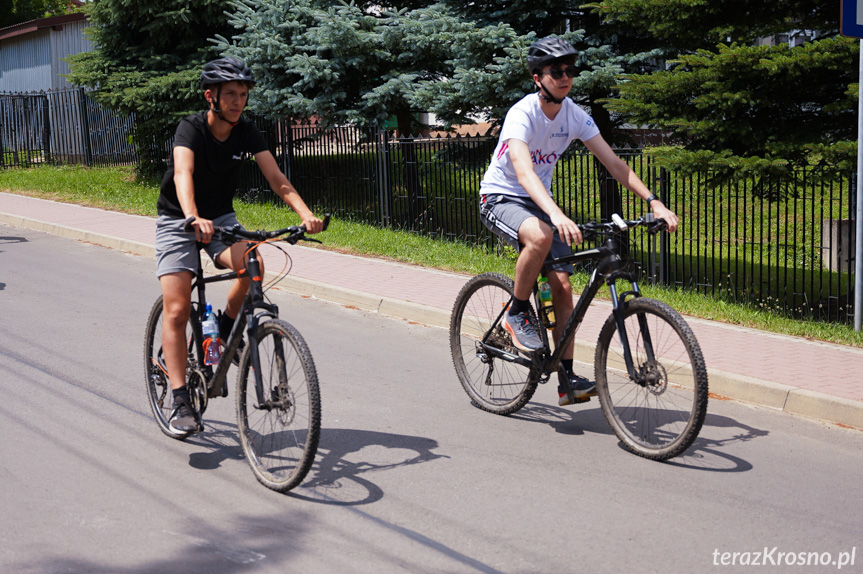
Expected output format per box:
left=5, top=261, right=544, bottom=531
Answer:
left=236, top=319, right=321, bottom=492
left=595, top=297, right=708, bottom=460
left=449, top=273, right=540, bottom=415
left=143, top=297, right=206, bottom=440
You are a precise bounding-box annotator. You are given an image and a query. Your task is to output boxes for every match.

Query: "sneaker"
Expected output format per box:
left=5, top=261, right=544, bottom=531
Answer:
left=169, top=400, right=198, bottom=434
left=232, top=338, right=245, bottom=366
left=558, top=373, right=597, bottom=406
left=503, top=311, right=543, bottom=352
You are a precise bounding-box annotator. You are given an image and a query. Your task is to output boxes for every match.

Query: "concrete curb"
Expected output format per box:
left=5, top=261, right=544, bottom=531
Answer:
left=3, top=211, right=862, bottom=430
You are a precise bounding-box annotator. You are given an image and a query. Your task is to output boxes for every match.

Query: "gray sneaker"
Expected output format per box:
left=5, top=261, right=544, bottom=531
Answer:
left=169, top=400, right=198, bottom=434
left=503, top=311, right=543, bottom=352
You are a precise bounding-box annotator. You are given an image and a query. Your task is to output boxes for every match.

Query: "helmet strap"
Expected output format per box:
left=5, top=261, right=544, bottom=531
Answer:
left=209, top=85, right=239, bottom=127
left=537, top=79, right=565, bottom=105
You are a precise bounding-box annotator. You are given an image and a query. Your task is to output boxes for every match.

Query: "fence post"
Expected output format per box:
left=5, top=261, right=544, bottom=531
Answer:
left=41, top=93, right=51, bottom=165
left=658, top=166, right=670, bottom=285
left=0, top=97, right=4, bottom=168
left=376, top=128, right=392, bottom=227
left=282, top=120, right=293, bottom=181
left=77, top=87, right=93, bottom=166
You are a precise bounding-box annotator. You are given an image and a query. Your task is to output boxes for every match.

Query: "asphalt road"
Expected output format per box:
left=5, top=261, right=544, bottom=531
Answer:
left=2, top=224, right=862, bottom=574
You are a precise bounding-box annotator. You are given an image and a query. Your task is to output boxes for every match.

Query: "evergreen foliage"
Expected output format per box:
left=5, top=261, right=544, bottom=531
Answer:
left=589, top=0, right=857, bottom=178
left=0, top=0, right=69, bottom=29
left=65, top=0, right=239, bottom=177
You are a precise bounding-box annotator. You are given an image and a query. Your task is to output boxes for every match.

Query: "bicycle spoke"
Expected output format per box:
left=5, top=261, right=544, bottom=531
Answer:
left=237, top=320, right=320, bottom=492
left=596, top=298, right=708, bottom=460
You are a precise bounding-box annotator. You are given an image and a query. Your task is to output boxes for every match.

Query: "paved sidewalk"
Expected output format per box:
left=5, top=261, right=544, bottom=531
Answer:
left=2, top=191, right=863, bottom=429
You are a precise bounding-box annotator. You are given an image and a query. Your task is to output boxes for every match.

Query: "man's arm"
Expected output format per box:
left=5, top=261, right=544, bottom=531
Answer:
left=507, top=139, right=583, bottom=246
left=255, top=150, right=323, bottom=233
left=583, top=134, right=678, bottom=232
left=173, top=146, right=215, bottom=243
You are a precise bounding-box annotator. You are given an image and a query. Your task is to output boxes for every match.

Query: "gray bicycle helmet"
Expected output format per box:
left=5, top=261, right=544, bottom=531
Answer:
left=200, top=56, right=255, bottom=88
left=527, top=37, right=577, bottom=76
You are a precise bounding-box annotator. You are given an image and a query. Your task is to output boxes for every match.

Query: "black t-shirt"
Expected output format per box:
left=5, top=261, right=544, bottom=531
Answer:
left=158, top=111, right=268, bottom=219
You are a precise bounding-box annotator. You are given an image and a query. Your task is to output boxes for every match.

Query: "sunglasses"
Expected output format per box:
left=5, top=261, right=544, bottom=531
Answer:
left=546, top=66, right=577, bottom=80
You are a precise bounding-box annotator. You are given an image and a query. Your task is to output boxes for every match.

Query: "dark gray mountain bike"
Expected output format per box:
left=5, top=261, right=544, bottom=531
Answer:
left=144, top=216, right=328, bottom=492
left=450, top=214, right=708, bottom=460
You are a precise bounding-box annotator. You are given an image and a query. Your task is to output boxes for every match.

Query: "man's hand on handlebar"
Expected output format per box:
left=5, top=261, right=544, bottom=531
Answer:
left=550, top=211, right=583, bottom=247
left=187, top=216, right=215, bottom=244
left=650, top=202, right=678, bottom=233
left=302, top=214, right=325, bottom=234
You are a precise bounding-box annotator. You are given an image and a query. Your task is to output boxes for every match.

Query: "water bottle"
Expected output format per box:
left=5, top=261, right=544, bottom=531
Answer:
left=201, top=303, right=221, bottom=365
left=538, top=276, right=556, bottom=328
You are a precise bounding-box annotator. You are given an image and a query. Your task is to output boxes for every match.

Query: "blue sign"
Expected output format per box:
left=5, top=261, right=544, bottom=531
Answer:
left=842, top=0, right=863, bottom=38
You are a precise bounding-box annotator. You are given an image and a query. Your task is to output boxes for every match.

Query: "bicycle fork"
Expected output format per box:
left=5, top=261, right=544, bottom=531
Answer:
left=609, top=281, right=657, bottom=384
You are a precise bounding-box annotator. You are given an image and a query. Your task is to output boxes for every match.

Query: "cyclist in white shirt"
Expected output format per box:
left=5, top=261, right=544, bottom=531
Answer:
left=480, top=36, right=678, bottom=406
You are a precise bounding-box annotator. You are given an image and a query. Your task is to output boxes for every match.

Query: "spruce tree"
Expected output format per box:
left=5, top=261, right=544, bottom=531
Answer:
left=588, top=0, right=857, bottom=176
left=65, top=0, right=238, bottom=177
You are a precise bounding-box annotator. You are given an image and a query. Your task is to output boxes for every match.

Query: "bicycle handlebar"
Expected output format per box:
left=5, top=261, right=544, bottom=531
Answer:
left=183, top=214, right=331, bottom=245
left=578, top=213, right=667, bottom=242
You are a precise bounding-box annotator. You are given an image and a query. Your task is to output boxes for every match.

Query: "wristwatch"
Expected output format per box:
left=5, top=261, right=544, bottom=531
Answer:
left=645, top=193, right=657, bottom=206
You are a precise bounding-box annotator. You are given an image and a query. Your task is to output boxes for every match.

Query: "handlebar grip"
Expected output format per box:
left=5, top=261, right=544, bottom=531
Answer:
left=183, top=216, right=196, bottom=233
left=322, top=214, right=331, bottom=232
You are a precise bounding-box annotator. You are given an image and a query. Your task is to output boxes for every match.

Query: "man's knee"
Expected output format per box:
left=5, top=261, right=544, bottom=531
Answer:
left=519, top=219, right=553, bottom=251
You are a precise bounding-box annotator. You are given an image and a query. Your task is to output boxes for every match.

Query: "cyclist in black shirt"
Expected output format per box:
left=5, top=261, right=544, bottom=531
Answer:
left=156, top=57, right=323, bottom=434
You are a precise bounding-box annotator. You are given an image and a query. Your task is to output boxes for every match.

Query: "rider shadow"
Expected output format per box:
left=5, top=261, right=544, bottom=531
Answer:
left=183, top=419, right=246, bottom=470
left=178, top=424, right=448, bottom=505
left=507, top=401, right=616, bottom=438
left=289, top=428, right=449, bottom=506
left=0, top=235, right=28, bottom=259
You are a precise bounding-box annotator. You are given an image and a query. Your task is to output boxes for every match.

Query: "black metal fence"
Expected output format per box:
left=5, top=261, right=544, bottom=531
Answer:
left=0, top=88, right=137, bottom=168
left=0, top=98, right=857, bottom=324
left=235, top=122, right=857, bottom=325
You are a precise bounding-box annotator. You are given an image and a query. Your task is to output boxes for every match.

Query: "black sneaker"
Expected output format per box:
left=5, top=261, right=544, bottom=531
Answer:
left=503, top=311, right=543, bottom=352
left=558, top=373, right=597, bottom=406
left=232, top=338, right=245, bottom=366
left=169, top=400, right=198, bottom=434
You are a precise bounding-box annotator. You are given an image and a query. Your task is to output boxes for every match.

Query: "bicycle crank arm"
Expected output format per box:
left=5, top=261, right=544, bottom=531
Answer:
left=479, top=343, right=533, bottom=368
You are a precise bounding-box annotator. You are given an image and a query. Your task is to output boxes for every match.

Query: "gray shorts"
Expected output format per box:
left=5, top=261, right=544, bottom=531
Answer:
left=155, top=213, right=243, bottom=278
left=479, top=194, right=574, bottom=275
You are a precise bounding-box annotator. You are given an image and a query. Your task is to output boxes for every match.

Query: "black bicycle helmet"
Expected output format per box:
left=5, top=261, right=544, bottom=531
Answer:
left=200, top=56, right=255, bottom=89
left=527, top=36, right=577, bottom=76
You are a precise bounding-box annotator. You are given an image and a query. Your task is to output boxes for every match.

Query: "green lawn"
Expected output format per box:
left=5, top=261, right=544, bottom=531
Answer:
left=1, top=164, right=861, bottom=347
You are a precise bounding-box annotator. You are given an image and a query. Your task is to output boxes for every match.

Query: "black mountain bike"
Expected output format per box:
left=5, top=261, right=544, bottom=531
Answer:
left=144, top=216, right=328, bottom=492
left=450, top=214, right=708, bottom=460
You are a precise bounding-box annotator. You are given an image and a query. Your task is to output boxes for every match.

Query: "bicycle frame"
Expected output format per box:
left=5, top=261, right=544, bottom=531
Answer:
left=190, top=241, right=278, bottom=400
left=481, top=232, right=653, bottom=383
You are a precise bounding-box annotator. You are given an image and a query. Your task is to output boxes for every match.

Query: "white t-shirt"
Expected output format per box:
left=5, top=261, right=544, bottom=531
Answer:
left=480, top=93, right=601, bottom=198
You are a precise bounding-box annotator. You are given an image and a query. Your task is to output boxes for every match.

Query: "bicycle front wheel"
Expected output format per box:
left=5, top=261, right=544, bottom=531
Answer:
left=595, top=298, right=708, bottom=460
left=449, top=273, right=540, bottom=415
left=236, top=319, right=321, bottom=492
left=144, top=296, right=204, bottom=440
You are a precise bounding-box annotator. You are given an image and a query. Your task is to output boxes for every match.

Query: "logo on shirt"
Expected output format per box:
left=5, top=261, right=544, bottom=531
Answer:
left=231, top=155, right=243, bottom=160
left=531, top=149, right=558, bottom=165
left=496, top=142, right=509, bottom=160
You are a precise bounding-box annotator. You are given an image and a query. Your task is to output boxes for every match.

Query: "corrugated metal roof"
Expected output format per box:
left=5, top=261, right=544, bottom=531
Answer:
left=0, top=13, right=87, bottom=41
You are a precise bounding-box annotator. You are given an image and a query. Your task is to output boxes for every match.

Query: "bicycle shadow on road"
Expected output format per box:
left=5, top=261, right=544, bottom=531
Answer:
left=508, top=401, right=768, bottom=473
left=660, top=411, right=769, bottom=472
left=289, top=428, right=448, bottom=506
left=506, top=401, right=616, bottom=438
left=165, top=422, right=447, bottom=505
left=179, top=419, right=245, bottom=470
